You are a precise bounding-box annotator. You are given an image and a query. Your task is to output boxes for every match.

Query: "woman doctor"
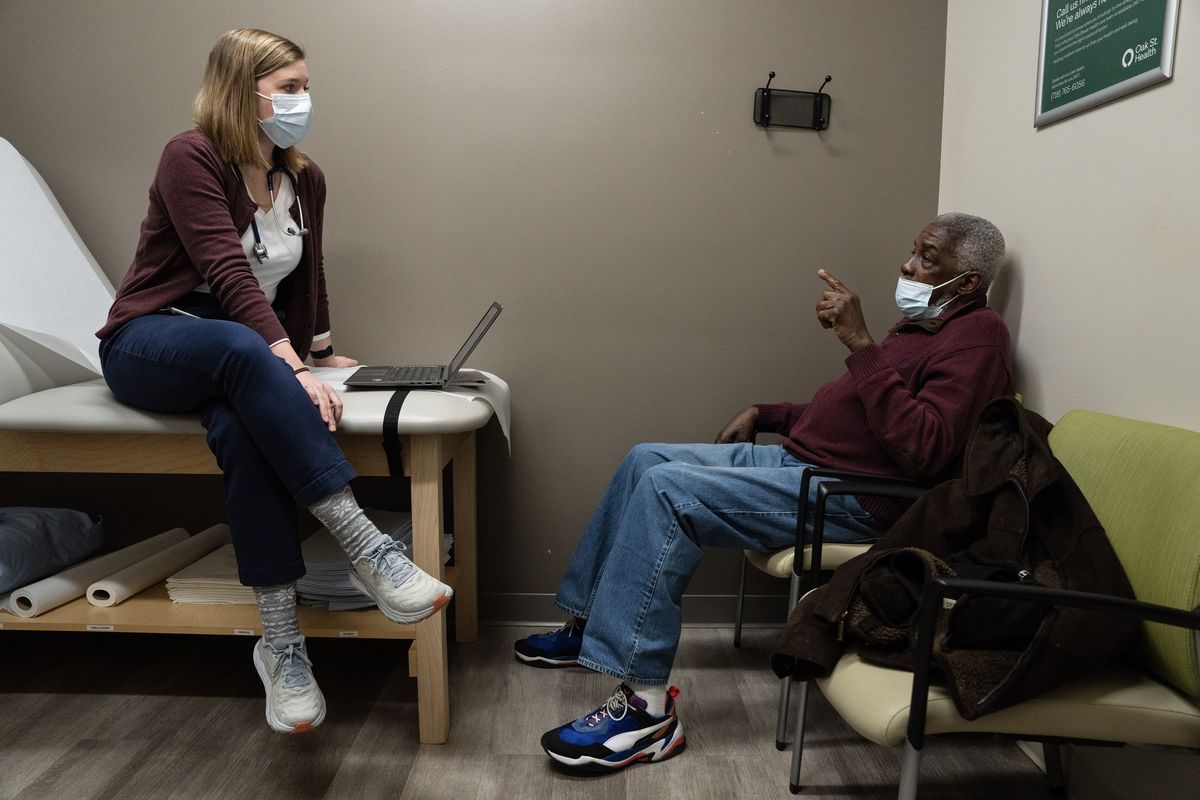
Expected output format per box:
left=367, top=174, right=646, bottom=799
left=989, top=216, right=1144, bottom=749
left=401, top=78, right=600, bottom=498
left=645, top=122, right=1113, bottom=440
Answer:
left=96, top=28, right=450, bottom=734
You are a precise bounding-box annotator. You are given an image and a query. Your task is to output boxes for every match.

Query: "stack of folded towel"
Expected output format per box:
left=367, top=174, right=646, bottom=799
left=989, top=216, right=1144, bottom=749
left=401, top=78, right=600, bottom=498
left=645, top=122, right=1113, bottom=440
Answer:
left=165, top=509, right=451, bottom=609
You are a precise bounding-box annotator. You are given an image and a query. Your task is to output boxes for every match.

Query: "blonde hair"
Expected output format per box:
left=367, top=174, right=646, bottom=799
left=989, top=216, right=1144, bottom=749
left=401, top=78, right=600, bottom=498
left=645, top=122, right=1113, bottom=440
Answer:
left=193, top=28, right=308, bottom=172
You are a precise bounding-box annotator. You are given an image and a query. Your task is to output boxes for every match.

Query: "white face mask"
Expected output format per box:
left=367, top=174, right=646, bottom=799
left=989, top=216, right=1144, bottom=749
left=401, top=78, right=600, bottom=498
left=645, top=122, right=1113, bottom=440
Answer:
left=895, top=273, right=970, bottom=320
left=256, top=91, right=312, bottom=149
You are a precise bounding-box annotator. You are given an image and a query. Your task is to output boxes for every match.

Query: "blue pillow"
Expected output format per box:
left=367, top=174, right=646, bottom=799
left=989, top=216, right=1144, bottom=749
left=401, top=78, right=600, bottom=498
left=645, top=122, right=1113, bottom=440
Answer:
left=0, top=507, right=103, bottom=594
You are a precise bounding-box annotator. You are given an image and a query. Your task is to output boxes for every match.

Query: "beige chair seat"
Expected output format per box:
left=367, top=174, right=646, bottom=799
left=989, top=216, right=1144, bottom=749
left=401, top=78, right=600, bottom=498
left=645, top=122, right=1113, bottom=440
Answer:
left=818, top=651, right=1200, bottom=750
left=745, top=543, right=872, bottom=578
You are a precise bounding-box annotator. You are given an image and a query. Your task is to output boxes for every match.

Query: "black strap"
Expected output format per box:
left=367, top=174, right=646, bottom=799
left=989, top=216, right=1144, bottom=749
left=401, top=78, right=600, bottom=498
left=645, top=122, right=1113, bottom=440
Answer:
left=381, top=389, right=411, bottom=476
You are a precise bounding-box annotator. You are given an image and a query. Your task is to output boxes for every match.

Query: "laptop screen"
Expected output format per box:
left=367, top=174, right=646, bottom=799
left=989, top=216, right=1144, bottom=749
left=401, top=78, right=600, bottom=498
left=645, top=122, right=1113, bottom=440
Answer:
left=447, top=301, right=503, bottom=377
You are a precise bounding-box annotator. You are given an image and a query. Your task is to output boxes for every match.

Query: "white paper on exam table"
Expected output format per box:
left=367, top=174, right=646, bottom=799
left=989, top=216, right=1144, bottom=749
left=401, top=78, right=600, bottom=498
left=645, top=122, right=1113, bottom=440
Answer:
left=0, top=138, right=115, bottom=376
left=0, top=323, right=105, bottom=391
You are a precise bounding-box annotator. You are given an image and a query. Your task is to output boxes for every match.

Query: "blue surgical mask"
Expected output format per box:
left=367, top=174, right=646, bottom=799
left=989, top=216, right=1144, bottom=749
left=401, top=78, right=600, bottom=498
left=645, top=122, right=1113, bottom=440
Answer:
left=256, top=91, right=312, bottom=149
left=895, top=273, right=970, bottom=320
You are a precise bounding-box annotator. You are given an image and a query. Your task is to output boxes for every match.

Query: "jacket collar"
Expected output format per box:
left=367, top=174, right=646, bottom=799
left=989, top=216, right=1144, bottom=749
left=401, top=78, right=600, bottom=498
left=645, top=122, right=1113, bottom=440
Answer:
left=962, top=396, right=1059, bottom=498
left=887, top=295, right=988, bottom=336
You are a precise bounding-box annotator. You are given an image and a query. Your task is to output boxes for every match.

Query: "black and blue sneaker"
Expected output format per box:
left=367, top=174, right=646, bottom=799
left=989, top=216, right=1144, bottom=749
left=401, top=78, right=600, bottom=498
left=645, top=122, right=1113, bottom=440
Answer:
left=540, top=683, right=686, bottom=772
left=514, top=620, right=584, bottom=668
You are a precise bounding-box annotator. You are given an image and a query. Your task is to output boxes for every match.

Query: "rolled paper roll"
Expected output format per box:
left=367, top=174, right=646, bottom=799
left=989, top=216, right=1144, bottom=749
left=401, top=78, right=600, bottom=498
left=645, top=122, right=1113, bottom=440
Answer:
left=86, top=524, right=231, bottom=608
left=8, top=527, right=190, bottom=617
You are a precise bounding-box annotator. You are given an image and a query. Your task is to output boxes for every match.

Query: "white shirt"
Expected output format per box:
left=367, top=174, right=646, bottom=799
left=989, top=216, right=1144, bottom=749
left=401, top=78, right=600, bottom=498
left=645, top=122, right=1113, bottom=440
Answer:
left=194, top=174, right=303, bottom=304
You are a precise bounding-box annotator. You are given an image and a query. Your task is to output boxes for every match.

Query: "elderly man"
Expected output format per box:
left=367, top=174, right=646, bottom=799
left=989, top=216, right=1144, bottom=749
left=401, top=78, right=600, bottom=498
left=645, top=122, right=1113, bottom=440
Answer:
left=519, top=213, right=1015, bottom=772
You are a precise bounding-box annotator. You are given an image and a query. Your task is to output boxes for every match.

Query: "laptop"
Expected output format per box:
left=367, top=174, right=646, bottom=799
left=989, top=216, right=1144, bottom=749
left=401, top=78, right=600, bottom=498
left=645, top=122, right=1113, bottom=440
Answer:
left=343, top=301, right=503, bottom=389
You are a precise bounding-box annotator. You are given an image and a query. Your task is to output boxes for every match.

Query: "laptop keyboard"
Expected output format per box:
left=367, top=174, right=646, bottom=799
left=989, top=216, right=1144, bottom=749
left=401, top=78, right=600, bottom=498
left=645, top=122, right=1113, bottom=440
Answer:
left=383, top=365, right=443, bottom=384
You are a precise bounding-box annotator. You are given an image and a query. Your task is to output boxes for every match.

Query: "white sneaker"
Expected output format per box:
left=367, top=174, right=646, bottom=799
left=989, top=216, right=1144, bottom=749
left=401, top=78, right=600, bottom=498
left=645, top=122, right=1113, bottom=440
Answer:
left=349, top=540, right=453, bottom=624
left=253, top=636, right=326, bottom=734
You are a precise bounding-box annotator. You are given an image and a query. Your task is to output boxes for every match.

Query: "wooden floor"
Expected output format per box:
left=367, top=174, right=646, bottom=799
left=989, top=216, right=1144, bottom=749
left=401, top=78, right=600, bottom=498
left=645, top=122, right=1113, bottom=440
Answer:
left=0, top=625, right=1048, bottom=799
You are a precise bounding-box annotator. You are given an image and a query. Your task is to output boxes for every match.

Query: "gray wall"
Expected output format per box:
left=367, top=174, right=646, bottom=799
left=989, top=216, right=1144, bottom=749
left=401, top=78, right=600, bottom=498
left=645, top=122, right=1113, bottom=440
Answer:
left=0, top=0, right=948, bottom=621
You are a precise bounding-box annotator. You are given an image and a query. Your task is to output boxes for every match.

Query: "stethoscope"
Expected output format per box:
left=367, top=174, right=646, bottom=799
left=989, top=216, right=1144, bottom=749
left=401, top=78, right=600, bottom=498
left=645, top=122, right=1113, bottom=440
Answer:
left=230, top=163, right=309, bottom=263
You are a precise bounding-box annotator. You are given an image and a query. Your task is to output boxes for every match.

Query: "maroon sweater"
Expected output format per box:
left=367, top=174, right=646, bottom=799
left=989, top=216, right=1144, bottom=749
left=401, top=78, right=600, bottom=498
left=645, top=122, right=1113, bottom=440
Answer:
left=96, top=129, right=330, bottom=359
left=755, top=300, right=1014, bottom=525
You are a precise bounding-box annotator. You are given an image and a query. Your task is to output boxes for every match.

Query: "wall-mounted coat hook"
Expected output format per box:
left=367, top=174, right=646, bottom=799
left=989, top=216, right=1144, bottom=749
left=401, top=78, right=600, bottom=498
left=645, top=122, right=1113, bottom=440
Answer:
left=754, top=72, right=832, bottom=130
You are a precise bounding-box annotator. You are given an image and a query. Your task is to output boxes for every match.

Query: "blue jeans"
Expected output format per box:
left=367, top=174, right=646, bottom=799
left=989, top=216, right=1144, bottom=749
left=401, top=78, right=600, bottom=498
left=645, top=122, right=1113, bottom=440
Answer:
left=555, top=442, right=882, bottom=685
left=99, top=314, right=356, bottom=586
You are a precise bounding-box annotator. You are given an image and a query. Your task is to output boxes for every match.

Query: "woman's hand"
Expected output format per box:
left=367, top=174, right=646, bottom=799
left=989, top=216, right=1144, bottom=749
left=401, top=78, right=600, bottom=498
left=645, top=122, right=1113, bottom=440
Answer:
left=313, top=354, right=359, bottom=368
left=295, top=370, right=343, bottom=431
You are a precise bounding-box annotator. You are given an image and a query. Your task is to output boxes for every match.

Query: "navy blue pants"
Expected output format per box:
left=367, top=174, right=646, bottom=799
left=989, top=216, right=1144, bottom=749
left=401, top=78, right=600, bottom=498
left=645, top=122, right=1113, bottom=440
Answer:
left=100, top=313, right=355, bottom=586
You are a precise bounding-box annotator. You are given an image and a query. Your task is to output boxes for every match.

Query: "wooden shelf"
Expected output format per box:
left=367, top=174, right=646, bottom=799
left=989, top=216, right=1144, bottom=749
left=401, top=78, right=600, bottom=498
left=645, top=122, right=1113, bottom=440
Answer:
left=0, top=423, right=482, bottom=743
left=0, top=566, right=460, bottom=640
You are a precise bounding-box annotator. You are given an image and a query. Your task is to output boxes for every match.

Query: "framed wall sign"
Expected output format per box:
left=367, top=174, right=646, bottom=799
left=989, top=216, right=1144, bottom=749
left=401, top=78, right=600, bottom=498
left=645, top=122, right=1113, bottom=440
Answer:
left=1035, top=0, right=1179, bottom=127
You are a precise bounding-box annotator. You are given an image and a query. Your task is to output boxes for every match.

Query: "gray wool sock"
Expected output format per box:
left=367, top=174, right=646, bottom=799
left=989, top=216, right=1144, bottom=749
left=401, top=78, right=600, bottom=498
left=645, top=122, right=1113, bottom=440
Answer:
left=254, top=582, right=301, bottom=646
left=308, top=485, right=391, bottom=562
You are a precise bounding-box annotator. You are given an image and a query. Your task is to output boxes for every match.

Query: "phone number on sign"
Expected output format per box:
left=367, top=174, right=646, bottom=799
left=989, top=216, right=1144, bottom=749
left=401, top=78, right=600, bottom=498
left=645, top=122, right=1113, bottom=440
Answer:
left=1051, top=78, right=1086, bottom=101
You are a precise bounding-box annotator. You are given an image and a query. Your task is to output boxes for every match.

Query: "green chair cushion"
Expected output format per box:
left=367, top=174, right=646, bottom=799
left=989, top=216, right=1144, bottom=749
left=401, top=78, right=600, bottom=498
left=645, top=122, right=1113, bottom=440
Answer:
left=1049, top=410, right=1200, bottom=700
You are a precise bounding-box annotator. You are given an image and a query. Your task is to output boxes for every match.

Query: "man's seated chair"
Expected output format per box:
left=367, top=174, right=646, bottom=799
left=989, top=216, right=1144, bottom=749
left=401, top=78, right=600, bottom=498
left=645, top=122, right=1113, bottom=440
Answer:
left=733, top=466, right=927, bottom=749
left=788, top=409, right=1200, bottom=798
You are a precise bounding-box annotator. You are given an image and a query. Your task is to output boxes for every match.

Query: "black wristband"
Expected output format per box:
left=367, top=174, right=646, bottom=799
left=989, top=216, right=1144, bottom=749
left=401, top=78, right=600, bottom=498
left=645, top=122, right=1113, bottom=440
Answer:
left=311, top=345, right=334, bottom=359
left=293, top=366, right=310, bottom=375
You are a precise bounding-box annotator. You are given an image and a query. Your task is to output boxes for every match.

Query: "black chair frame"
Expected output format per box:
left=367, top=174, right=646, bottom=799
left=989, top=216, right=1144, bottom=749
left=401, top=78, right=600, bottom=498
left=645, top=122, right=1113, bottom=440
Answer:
left=731, top=465, right=926, bottom=752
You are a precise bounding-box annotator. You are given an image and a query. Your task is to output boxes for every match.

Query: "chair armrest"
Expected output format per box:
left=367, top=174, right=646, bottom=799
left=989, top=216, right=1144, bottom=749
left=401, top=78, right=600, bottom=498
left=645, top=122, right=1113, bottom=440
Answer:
left=803, top=480, right=926, bottom=580
left=793, top=466, right=927, bottom=585
left=905, top=576, right=1200, bottom=749
left=799, top=467, right=926, bottom=534
left=798, top=467, right=925, bottom=522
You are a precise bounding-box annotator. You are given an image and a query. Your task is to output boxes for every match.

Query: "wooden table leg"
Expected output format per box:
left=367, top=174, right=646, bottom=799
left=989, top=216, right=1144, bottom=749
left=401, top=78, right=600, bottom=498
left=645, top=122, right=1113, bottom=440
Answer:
left=410, top=433, right=450, bottom=744
left=452, top=431, right=478, bottom=643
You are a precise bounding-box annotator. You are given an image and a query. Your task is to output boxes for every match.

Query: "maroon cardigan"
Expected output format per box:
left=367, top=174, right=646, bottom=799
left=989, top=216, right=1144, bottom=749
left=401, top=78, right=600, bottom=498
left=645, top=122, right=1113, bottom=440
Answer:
left=755, top=300, right=1015, bottom=525
left=96, top=129, right=330, bottom=359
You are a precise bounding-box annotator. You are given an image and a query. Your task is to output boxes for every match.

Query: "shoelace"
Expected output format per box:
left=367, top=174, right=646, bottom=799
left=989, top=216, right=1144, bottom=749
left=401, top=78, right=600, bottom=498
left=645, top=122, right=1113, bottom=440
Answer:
left=362, top=541, right=417, bottom=588
left=549, top=620, right=580, bottom=640
left=273, top=643, right=314, bottom=690
left=585, top=686, right=630, bottom=726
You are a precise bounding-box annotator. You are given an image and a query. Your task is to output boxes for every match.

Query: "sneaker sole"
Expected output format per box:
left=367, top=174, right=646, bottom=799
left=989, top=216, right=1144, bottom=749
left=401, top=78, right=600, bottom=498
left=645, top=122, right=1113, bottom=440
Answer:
left=544, top=721, right=687, bottom=773
left=252, top=644, right=327, bottom=735
left=349, top=571, right=453, bottom=625
left=513, top=651, right=581, bottom=669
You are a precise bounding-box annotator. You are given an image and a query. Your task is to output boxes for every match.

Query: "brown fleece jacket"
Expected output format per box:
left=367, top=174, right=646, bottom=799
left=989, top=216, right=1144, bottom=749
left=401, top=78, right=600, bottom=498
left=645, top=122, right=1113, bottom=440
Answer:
left=771, top=396, right=1138, bottom=720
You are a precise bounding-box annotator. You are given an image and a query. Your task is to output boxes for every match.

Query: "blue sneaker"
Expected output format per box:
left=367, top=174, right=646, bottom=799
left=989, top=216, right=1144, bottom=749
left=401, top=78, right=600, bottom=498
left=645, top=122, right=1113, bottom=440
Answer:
left=540, top=684, right=686, bottom=772
left=514, top=620, right=584, bottom=668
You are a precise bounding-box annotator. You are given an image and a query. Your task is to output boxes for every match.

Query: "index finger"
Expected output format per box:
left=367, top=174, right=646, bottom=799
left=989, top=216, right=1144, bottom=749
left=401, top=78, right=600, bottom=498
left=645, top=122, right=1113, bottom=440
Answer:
left=817, top=268, right=845, bottom=291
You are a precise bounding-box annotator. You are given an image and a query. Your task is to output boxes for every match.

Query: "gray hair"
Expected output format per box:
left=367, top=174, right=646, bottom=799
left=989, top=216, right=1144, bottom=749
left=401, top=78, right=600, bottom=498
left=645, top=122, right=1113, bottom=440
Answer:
left=934, top=212, right=1006, bottom=290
